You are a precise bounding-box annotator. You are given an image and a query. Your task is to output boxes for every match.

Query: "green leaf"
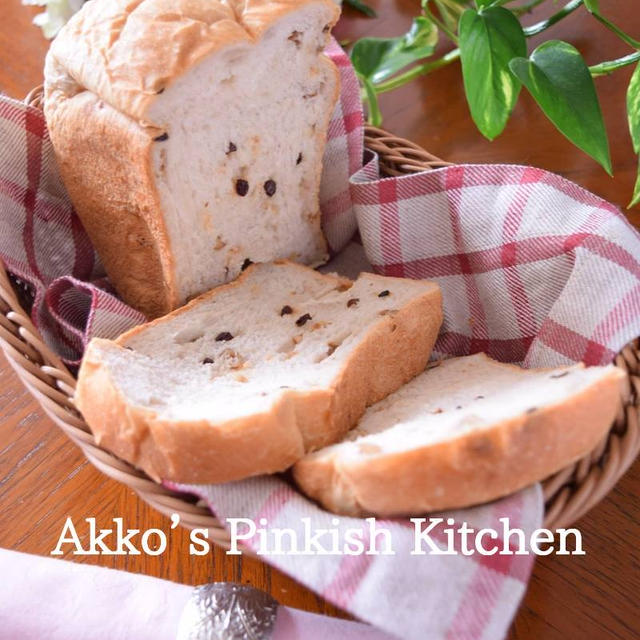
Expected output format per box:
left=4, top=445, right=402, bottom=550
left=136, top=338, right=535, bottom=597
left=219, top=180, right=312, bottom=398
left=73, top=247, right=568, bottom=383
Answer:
left=350, top=17, right=438, bottom=84
left=583, top=0, right=599, bottom=12
left=627, top=62, right=640, bottom=153
left=458, top=7, right=527, bottom=140
left=358, top=73, right=383, bottom=127
left=629, top=157, right=640, bottom=208
left=475, top=0, right=496, bottom=8
left=509, top=40, right=612, bottom=174
left=344, top=0, right=377, bottom=18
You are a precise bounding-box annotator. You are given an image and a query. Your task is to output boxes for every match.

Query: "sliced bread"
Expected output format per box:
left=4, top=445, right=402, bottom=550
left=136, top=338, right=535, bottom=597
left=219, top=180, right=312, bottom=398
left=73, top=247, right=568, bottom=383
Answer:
left=75, top=262, right=443, bottom=483
left=293, top=353, right=624, bottom=516
left=44, top=0, right=340, bottom=318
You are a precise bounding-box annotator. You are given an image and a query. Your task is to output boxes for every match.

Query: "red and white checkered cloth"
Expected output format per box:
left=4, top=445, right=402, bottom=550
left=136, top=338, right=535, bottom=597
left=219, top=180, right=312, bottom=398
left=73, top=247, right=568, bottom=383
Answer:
left=1, top=41, right=639, bottom=640
left=352, top=156, right=640, bottom=367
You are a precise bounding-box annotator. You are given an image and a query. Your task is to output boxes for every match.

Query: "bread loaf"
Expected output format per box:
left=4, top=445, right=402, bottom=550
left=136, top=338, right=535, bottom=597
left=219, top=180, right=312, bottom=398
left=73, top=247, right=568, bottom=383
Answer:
left=75, top=261, right=443, bottom=483
left=44, top=0, right=341, bottom=318
left=293, top=353, right=624, bottom=516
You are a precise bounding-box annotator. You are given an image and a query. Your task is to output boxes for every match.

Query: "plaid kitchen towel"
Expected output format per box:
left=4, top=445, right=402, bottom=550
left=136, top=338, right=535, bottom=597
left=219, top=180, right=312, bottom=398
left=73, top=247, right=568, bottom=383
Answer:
left=351, top=155, right=640, bottom=367
left=2, top=40, right=640, bottom=640
left=172, top=478, right=542, bottom=640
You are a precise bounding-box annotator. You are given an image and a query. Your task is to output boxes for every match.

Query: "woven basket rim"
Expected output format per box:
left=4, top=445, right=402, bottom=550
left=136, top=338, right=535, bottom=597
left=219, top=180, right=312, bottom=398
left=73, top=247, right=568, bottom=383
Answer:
left=0, top=90, right=638, bottom=554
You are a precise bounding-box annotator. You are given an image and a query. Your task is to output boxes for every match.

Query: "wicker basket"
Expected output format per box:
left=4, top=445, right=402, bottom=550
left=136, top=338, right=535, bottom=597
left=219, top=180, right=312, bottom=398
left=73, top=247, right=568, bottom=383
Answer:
left=1, top=91, right=639, bottom=552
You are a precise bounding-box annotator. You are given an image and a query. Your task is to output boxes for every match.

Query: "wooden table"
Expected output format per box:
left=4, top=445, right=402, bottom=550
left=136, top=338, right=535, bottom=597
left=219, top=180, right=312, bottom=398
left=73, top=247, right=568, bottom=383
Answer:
left=1, top=1, right=638, bottom=638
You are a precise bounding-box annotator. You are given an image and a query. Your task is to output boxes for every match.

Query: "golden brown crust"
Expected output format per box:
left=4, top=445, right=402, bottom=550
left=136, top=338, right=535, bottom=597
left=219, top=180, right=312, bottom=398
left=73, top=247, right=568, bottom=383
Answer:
left=45, top=0, right=340, bottom=123
left=44, top=91, right=177, bottom=317
left=225, top=0, right=338, bottom=39
left=313, top=287, right=443, bottom=450
left=76, top=343, right=307, bottom=483
left=75, top=263, right=443, bottom=484
left=293, top=365, right=625, bottom=516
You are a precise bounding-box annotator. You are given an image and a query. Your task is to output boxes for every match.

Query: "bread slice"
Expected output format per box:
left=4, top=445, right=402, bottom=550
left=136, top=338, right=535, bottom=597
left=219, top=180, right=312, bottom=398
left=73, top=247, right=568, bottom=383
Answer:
left=44, top=0, right=340, bottom=318
left=75, top=262, right=443, bottom=483
left=293, top=353, right=624, bottom=516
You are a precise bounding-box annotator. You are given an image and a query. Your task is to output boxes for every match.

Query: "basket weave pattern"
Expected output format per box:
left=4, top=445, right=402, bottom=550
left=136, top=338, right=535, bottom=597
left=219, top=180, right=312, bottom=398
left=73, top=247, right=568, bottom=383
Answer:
left=1, top=99, right=639, bottom=545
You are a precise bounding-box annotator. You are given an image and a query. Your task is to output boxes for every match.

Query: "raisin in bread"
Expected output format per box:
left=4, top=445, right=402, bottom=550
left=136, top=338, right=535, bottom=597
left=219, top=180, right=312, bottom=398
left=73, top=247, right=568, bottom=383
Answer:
left=293, top=353, right=624, bottom=516
left=44, top=0, right=340, bottom=318
left=75, top=262, right=443, bottom=483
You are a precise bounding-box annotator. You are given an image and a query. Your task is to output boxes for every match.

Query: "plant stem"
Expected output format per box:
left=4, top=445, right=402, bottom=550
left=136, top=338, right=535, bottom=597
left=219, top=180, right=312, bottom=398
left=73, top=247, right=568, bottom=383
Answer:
left=359, top=73, right=383, bottom=126
left=590, top=51, right=640, bottom=77
left=375, top=48, right=461, bottom=94
left=344, top=0, right=377, bottom=18
left=511, top=0, right=549, bottom=16
left=423, top=2, right=459, bottom=44
left=590, top=13, right=640, bottom=49
left=523, top=0, right=583, bottom=37
left=437, top=0, right=472, bottom=11
left=435, top=0, right=469, bottom=24
left=432, top=0, right=461, bottom=33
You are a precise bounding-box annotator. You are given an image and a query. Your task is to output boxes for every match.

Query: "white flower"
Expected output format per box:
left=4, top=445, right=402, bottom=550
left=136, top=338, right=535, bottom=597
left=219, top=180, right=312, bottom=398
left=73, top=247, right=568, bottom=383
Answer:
left=23, top=0, right=86, bottom=39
